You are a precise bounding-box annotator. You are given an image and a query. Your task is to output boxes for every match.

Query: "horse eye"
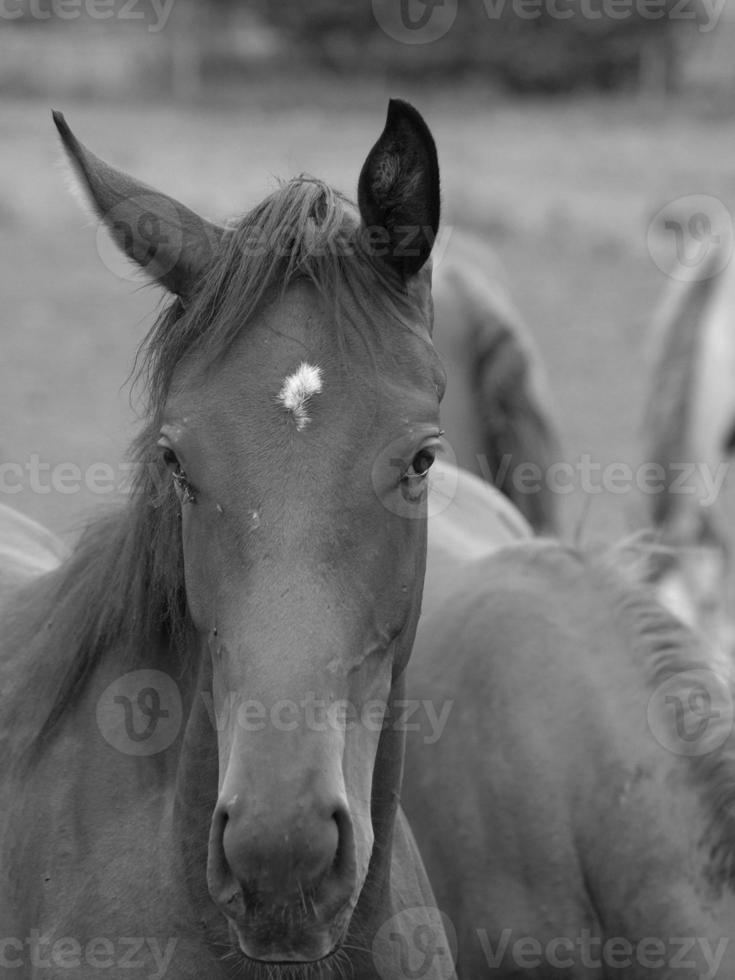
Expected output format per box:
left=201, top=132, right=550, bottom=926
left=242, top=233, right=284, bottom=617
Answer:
left=157, top=440, right=179, bottom=470
left=409, top=448, right=436, bottom=478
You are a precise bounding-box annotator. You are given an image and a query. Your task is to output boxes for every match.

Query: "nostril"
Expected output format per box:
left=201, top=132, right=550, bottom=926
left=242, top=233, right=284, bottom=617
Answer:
left=207, top=805, right=241, bottom=910
left=328, top=804, right=354, bottom=882
left=330, top=809, right=344, bottom=872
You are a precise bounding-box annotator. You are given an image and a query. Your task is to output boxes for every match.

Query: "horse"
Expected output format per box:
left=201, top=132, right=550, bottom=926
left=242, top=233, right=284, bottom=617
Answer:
left=0, top=100, right=462, bottom=979
left=431, top=231, right=560, bottom=535
left=402, top=535, right=735, bottom=978
left=641, top=241, right=735, bottom=654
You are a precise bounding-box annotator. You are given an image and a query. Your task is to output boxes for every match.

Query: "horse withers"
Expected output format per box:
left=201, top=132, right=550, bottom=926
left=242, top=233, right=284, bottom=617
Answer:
left=0, top=102, right=457, bottom=979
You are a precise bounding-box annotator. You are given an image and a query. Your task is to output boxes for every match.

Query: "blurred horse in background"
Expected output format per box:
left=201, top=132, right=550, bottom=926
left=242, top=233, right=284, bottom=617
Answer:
left=641, top=241, right=735, bottom=656
left=405, top=534, right=735, bottom=978
left=400, top=235, right=735, bottom=977
left=432, top=230, right=560, bottom=535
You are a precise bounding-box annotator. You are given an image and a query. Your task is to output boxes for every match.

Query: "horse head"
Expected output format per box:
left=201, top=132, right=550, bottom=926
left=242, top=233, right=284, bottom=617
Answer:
left=55, top=102, right=444, bottom=964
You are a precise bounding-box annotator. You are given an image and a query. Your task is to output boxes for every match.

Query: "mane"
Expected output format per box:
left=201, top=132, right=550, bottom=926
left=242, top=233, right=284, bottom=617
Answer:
left=642, top=247, right=726, bottom=527
left=591, top=539, right=735, bottom=890
left=20, top=176, right=419, bottom=748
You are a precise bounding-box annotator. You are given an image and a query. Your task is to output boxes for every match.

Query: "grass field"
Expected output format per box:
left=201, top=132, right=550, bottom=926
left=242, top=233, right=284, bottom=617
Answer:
left=3, top=80, right=735, bottom=547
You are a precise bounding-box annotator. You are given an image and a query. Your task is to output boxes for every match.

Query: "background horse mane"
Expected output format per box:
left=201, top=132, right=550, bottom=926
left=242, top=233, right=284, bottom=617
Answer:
left=14, top=175, right=422, bottom=750
left=590, top=536, right=735, bottom=885
left=432, top=230, right=560, bottom=535
left=472, top=311, right=558, bottom=533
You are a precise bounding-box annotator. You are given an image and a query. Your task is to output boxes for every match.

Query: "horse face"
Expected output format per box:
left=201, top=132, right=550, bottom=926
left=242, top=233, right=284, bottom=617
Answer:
left=54, top=100, right=442, bottom=961
left=162, top=271, right=442, bottom=957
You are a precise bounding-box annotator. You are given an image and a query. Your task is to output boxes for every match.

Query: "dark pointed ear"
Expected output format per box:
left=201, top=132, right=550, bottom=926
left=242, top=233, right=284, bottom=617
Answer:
left=52, top=111, right=224, bottom=300
left=357, top=99, right=440, bottom=279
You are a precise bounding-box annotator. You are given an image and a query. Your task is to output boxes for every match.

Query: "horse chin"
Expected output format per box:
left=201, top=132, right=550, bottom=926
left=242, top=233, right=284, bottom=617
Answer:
left=228, top=910, right=350, bottom=966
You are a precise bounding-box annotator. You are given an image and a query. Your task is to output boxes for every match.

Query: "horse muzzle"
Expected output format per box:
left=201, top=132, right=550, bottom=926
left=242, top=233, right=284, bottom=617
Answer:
left=206, top=781, right=362, bottom=962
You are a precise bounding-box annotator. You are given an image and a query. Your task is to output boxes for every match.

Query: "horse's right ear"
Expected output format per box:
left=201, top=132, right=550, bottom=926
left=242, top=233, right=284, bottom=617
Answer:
left=52, top=111, right=224, bottom=301
left=357, top=100, right=440, bottom=279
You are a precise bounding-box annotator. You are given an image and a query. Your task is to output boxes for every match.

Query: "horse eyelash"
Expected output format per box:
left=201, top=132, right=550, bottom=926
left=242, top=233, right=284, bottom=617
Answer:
left=172, top=468, right=197, bottom=504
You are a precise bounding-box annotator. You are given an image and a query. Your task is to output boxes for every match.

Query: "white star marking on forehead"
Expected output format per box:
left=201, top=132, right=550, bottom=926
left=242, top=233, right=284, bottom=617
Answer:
left=277, top=363, right=323, bottom=431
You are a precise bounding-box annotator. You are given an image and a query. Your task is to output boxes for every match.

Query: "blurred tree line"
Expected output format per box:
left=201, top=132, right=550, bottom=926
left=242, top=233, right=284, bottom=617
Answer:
left=243, top=0, right=695, bottom=92
left=2, top=0, right=699, bottom=97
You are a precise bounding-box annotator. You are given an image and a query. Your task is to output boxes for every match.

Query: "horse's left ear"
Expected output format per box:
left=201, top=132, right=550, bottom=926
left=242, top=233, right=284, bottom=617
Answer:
left=357, top=99, right=440, bottom=279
